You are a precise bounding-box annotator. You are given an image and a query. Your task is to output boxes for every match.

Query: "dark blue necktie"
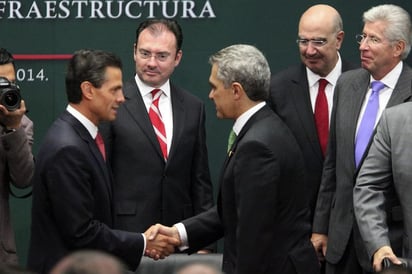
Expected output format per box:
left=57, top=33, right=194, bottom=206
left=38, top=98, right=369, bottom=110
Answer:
left=354, top=81, right=385, bottom=167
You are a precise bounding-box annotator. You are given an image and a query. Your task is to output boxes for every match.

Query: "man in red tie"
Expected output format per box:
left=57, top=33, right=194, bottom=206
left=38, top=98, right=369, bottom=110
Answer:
left=100, top=19, right=214, bottom=253
left=267, top=6, right=357, bottom=266
left=27, top=49, right=178, bottom=274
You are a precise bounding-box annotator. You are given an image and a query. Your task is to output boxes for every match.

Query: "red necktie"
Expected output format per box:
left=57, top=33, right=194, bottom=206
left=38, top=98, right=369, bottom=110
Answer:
left=149, top=89, right=168, bottom=160
left=95, top=132, right=106, bottom=161
left=314, top=79, right=329, bottom=157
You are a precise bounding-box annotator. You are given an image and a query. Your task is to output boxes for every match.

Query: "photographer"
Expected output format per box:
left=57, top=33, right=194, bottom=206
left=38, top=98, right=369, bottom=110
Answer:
left=0, top=48, right=34, bottom=265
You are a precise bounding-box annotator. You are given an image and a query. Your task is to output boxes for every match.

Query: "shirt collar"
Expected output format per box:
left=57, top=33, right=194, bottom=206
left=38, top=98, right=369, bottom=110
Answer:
left=306, top=52, right=342, bottom=89
left=232, top=102, right=266, bottom=135
left=135, top=74, right=171, bottom=98
left=370, top=61, right=403, bottom=90
left=66, top=104, right=98, bottom=139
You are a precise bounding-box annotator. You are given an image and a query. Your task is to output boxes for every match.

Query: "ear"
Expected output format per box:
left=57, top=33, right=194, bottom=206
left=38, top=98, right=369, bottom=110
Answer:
left=174, top=50, right=183, bottom=67
left=133, top=43, right=138, bottom=62
left=231, top=82, right=244, bottom=100
left=393, top=40, right=405, bottom=58
left=336, top=30, right=344, bottom=50
left=80, top=81, right=94, bottom=101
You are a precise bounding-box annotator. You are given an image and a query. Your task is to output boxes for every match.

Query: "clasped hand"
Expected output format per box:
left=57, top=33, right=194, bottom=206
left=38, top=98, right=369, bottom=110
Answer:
left=144, top=224, right=181, bottom=260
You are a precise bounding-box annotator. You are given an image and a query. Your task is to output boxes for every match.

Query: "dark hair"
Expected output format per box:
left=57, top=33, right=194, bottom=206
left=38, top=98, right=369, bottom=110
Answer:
left=65, top=49, right=122, bottom=104
left=135, top=19, right=183, bottom=51
left=0, top=48, right=16, bottom=71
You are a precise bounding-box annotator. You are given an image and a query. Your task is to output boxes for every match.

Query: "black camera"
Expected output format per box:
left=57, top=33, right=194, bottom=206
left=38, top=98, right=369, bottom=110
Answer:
left=0, top=76, right=21, bottom=111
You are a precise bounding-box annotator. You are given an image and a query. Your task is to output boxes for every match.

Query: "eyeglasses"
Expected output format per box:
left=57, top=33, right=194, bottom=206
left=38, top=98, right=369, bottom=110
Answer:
left=296, top=38, right=328, bottom=48
left=355, top=34, right=383, bottom=46
left=138, top=49, right=171, bottom=62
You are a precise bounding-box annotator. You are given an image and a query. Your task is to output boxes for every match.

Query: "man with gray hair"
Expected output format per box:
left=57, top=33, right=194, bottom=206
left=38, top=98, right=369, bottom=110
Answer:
left=50, top=250, right=126, bottom=274
left=146, top=44, right=320, bottom=274
left=313, top=4, right=412, bottom=274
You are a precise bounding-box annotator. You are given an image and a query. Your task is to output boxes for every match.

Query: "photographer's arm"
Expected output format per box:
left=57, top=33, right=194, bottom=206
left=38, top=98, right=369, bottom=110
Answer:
left=1, top=100, right=34, bottom=188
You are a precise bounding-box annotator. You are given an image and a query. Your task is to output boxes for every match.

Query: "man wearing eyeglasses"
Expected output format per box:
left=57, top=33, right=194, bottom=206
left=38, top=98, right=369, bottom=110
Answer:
left=100, top=19, right=214, bottom=253
left=313, top=4, right=412, bottom=274
left=267, top=4, right=357, bottom=271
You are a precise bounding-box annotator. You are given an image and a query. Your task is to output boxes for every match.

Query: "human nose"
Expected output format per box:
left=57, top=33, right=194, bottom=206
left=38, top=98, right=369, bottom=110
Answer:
left=305, top=43, right=318, bottom=55
left=358, top=38, right=369, bottom=50
left=208, top=90, right=214, bottom=100
left=117, top=90, right=125, bottom=104
left=146, top=54, right=159, bottom=65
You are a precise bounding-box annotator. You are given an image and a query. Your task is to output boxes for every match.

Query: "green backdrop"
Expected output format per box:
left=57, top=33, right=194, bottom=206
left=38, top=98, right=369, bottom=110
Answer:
left=1, top=0, right=411, bottom=266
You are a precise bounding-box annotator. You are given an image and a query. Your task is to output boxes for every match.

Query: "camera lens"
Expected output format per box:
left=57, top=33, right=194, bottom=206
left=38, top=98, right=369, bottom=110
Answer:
left=1, top=89, right=21, bottom=111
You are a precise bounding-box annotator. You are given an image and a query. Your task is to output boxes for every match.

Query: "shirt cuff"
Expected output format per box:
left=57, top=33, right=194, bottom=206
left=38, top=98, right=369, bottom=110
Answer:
left=141, top=233, right=147, bottom=257
left=174, top=223, right=189, bottom=251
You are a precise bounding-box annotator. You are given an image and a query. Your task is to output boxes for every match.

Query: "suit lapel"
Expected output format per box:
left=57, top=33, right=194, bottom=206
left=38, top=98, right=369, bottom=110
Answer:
left=290, top=66, right=323, bottom=160
left=386, top=63, right=412, bottom=107
left=168, top=84, right=185, bottom=162
left=218, top=106, right=271, bottom=213
left=343, top=70, right=370, bottom=171
left=222, top=106, right=271, bottom=170
left=61, top=111, right=113, bottom=198
left=122, top=78, right=165, bottom=160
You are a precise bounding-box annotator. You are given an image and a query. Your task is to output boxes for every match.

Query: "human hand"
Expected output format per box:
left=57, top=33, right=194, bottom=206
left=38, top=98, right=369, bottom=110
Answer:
left=144, top=224, right=181, bottom=260
left=0, top=99, right=26, bottom=129
left=372, top=245, right=401, bottom=272
left=311, top=233, right=328, bottom=263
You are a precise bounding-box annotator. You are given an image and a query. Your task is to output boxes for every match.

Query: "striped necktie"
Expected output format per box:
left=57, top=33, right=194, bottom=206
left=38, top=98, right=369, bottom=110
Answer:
left=149, top=89, right=168, bottom=160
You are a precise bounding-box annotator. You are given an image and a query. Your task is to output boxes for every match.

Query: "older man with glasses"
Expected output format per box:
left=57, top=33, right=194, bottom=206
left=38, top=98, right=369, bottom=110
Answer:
left=312, top=4, right=412, bottom=274
left=267, top=5, right=357, bottom=272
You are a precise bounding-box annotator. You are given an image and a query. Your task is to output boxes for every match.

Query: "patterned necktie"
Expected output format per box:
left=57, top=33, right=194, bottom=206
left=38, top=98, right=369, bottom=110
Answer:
left=149, top=89, right=167, bottom=160
left=95, top=131, right=106, bottom=161
left=227, top=129, right=236, bottom=153
left=354, top=81, right=385, bottom=167
left=314, top=78, right=329, bottom=157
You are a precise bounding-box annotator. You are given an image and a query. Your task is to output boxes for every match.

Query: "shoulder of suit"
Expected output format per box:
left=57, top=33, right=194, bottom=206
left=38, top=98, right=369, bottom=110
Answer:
left=271, top=63, right=303, bottom=81
left=171, top=84, right=204, bottom=105
left=339, top=67, right=368, bottom=81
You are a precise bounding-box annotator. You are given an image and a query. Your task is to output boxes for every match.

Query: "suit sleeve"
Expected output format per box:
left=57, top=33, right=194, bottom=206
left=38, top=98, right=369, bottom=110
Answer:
left=2, top=114, right=34, bottom=188
left=183, top=206, right=224, bottom=252
left=353, top=112, right=393, bottom=259
left=46, top=145, right=144, bottom=269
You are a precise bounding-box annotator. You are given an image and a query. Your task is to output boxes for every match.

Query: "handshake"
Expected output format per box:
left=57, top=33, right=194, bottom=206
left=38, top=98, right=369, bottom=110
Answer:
left=143, top=224, right=181, bottom=260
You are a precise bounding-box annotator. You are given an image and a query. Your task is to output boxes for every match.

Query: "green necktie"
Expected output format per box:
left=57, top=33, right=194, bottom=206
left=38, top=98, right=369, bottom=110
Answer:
left=227, top=129, right=236, bottom=152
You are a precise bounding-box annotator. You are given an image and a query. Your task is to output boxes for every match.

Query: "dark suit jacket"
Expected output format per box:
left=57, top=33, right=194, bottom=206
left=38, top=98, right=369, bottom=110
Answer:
left=267, top=60, right=357, bottom=220
left=313, top=63, right=412, bottom=271
left=0, top=115, right=33, bottom=264
left=27, top=111, right=144, bottom=274
left=100, top=78, right=214, bottom=234
left=181, top=106, right=320, bottom=274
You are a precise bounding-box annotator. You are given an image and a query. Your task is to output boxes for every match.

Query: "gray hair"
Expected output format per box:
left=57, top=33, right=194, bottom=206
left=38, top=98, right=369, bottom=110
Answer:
left=363, top=4, right=412, bottom=59
left=209, top=44, right=271, bottom=101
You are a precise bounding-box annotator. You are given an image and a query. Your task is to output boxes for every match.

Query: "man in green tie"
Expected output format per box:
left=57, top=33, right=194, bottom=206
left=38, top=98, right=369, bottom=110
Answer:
left=146, top=44, right=320, bottom=274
